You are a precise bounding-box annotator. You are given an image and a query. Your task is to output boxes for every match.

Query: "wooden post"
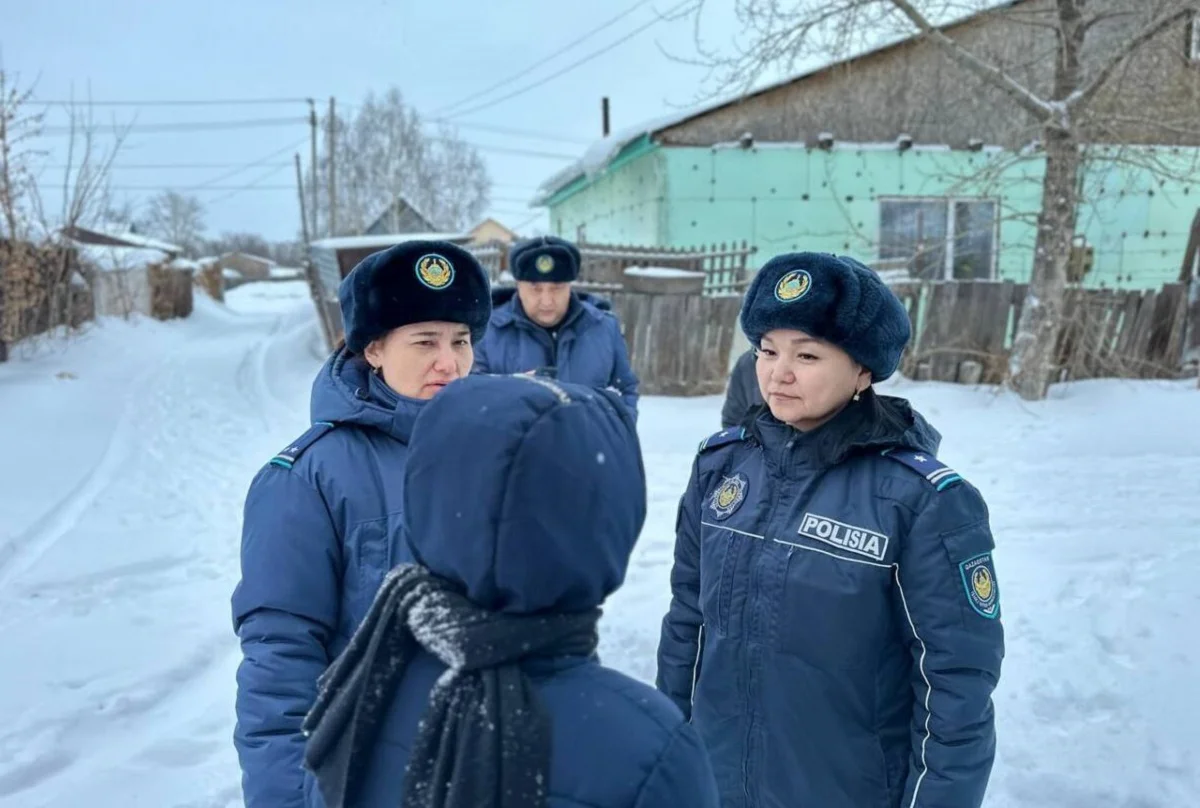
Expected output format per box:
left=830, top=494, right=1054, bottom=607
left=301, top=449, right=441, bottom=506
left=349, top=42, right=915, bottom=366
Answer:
left=328, top=97, right=337, bottom=237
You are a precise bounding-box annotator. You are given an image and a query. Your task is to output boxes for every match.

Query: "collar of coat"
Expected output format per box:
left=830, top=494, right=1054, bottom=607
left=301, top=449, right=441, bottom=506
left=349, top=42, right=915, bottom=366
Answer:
left=489, top=287, right=611, bottom=332
left=746, top=389, right=942, bottom=469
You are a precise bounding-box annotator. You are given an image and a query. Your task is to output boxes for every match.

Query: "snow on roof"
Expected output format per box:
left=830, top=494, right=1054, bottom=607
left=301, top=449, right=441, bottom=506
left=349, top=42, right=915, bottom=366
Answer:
left=169, top=258, right=201, bottom=271
left=112, top=231, right=183, bottom=254
left=533, top=0, right=1026, bottom=205
left=532, top=109, right=701, bottom=205
left=309, top=232, right=471, bottom=251
left=624, top=266, right=706, bottom=279
left=78, top=244, right=170, bottom=272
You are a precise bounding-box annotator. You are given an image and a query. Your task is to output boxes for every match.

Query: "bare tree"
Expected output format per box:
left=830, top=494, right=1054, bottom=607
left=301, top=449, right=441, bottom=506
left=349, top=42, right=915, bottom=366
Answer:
left=1, top=73, right=130, bottom=358
left=306, top=87, right=491, bottom=237
left=202, top=231, right=274, bottom=259
left=142, top=190, right=206, bottom=255
left=685, top=0, right=1199, bottom=399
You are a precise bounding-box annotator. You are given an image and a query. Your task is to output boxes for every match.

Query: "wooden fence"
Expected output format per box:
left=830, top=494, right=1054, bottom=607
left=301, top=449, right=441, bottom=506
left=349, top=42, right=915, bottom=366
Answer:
left=890, top=279, right=1194, bottom=384
left=603, top=290, right=744, bottom=395
left=148, top=264, right=195, bottom=321
left=574, top=241, right=756, bottom=295
left=0, top=241, right=94, bottom=362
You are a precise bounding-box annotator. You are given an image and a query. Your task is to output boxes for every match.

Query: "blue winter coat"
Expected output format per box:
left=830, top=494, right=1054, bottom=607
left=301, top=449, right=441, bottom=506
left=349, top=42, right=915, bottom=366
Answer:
left=473, top=287, right=640, bottom=418
left=232, top=349, right=427, bottom=808
left=324, top=374, right=719, bottom=808
left=657, top=393, right=1005, bottom=808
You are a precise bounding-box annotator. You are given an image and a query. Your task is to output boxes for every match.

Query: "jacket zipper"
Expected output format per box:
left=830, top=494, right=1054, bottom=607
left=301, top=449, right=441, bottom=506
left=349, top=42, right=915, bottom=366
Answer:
left=689, top=623, right=705, bottom=721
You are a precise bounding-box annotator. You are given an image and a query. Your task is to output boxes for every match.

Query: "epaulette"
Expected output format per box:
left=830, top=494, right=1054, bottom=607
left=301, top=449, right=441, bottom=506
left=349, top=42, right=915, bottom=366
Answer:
left=698, top=426, right=748, bottom=453
left=881, top=447, right=963, bottom=491
left=270, top=421, right=337, bottom=469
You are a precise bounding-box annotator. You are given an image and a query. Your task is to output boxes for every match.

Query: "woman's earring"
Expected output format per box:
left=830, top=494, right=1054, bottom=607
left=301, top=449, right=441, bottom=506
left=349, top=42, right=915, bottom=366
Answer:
left=853, top=390, right=861, bottom=402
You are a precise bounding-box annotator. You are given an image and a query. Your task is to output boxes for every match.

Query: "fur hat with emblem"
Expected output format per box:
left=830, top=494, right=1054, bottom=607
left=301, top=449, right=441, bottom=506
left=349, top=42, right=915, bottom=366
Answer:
left=338, top=240, right=492, bottom=353
left=739, top=251, right=912, bottom=381
left=508, top=236, right=581, bottom=283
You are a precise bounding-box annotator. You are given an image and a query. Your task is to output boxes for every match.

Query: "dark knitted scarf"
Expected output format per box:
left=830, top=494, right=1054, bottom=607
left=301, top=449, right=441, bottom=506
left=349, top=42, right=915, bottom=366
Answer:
left=302, top=564, right=600, bottom=808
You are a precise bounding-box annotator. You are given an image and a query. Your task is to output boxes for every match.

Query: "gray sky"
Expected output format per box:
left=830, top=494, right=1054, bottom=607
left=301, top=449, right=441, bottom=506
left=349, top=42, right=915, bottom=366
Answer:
left=3, top=0, right=749, bottom=244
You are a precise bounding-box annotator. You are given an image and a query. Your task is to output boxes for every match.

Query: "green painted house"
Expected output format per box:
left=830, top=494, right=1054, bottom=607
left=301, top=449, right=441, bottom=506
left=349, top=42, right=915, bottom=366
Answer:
left=534, top=0, right=1200, bottom=291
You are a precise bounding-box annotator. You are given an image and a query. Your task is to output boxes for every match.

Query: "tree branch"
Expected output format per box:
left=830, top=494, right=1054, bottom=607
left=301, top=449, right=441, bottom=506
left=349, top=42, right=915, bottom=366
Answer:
left=885, top=0, right=1055, bottom=121
left=1070, top=6, right=1198, bottom=111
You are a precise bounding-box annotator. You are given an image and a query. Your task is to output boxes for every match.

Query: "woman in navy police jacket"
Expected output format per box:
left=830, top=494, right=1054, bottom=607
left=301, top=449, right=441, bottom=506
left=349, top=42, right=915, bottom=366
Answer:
left=656, top=252, right=1005, bottom=808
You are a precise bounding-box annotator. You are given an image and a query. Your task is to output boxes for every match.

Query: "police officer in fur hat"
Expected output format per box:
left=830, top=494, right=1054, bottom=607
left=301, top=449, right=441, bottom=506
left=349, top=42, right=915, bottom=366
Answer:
left=474, top=235, right=640, bottom=419
left=657, top=251, right=1004, bottom=808
left=231, top=240, right=491, bottom=808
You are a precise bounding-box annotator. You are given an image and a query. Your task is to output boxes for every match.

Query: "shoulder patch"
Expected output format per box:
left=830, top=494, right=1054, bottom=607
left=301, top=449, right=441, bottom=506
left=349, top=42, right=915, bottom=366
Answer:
left=270, top=421, right=336, bottom=469
left=959, top=552, right=1000, bottom=619
left=698, top=426, right=747, bottom=453
left=880, top=447, right=963, bottom=491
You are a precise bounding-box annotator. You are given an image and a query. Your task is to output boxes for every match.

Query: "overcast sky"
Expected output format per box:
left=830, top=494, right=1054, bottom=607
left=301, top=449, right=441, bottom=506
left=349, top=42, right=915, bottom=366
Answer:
left=2, top=0, right=761, bottom=243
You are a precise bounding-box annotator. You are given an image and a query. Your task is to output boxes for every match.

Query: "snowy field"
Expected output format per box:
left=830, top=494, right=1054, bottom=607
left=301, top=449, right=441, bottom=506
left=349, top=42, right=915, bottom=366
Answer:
left=0, top=280, right=1197, bottom=807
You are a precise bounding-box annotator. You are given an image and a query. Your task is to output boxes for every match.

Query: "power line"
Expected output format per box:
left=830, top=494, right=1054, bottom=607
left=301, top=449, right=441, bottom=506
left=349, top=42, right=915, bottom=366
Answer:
left=190, top=137, right=309, bottom=190
left=37, top=117, right=308, bottom=135
left=433, top=0, right=655, bottom=116
left=427, top=120, right=590, bottom=145
left=31, top=96, right=311, bottom=107
left=94, top=186, right=538, bottom=206
left=207, top=164, right=294, bottom=205
left=428, top=140, right=577, bottom=159
left=444, top=0, right=697, bottom=121
left=47, top=162, right=294, bottom=170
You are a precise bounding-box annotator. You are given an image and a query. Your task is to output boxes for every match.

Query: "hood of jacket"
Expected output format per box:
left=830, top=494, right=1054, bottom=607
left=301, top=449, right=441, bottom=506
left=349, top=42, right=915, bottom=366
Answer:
left=401, top=373, right=646, bottom=614
left=309, top=347, right=428, bottom=443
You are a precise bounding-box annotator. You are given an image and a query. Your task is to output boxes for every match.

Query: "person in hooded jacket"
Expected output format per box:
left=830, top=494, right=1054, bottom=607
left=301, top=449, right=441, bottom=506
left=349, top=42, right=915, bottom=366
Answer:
left=301, top=373, right=720, bottom=808
left=473, top=235, right=640, bottom=418
left=230, top=240, right=491, bottom=808
left=656, top=252, right=1005, bottom=808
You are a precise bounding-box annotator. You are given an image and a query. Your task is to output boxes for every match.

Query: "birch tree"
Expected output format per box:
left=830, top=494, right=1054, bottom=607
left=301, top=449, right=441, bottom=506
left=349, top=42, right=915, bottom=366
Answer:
left=306, top=87, right=491, bottom=237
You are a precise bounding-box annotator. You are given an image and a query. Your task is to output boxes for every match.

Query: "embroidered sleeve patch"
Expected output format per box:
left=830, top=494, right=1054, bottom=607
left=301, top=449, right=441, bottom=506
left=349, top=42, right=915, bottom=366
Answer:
left=959, top=552, right=1000, bottom=619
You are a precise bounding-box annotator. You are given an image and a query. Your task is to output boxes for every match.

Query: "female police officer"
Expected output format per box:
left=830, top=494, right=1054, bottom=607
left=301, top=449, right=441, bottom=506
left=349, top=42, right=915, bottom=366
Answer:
left=230, top=240, right=491, bottom=808
left=656, top=252, right=1004, bottom=808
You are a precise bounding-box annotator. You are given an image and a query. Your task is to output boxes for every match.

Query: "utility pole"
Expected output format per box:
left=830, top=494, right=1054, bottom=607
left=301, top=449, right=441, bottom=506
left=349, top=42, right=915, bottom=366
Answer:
left=294, top=153, right=311, bottom=245
left=307, top=98, right=319, bottom=238
left=296, top=151, right=335, bottom=351
left=602, top=97, right=610, bottom=137
left=328, top=97, right=337, bottom=238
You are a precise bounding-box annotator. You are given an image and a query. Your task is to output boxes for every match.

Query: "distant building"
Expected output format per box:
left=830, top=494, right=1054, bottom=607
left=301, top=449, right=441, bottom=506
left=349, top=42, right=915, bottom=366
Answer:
left=363, top=194, right=439, bottom=236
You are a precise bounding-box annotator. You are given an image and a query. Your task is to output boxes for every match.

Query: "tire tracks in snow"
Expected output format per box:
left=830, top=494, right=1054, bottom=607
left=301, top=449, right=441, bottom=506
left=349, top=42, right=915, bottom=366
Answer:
left=0, top=299, right=319, bottom=806
left=0, top=356, right=169, bottom=590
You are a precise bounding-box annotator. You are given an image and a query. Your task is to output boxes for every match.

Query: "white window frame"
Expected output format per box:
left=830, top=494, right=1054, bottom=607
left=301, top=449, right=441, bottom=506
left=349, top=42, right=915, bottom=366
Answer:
left=1190, top=13, right=1200, bottom=63
left=877, top=195, right=1000, bottom=280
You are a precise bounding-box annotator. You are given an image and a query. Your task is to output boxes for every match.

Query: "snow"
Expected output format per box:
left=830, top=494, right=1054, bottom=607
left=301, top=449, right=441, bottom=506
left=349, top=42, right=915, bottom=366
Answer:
left=309, top=232, right=470, bottom=251
left=76, top=245, right=170, bottom=273
left=1, top=285, right=1198, bottom=806
left=624, top=266, right=705, bottom=279
left=268, top=266, right=304, bottom=280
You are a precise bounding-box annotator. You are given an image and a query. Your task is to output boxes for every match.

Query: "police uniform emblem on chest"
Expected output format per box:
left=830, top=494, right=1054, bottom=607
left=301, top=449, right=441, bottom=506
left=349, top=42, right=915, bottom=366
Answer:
left=959, top=553, right=1000, bottom=619
left=798, top=512, right=890, bottom=562
left=709, top=473, right=748, bottom=519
